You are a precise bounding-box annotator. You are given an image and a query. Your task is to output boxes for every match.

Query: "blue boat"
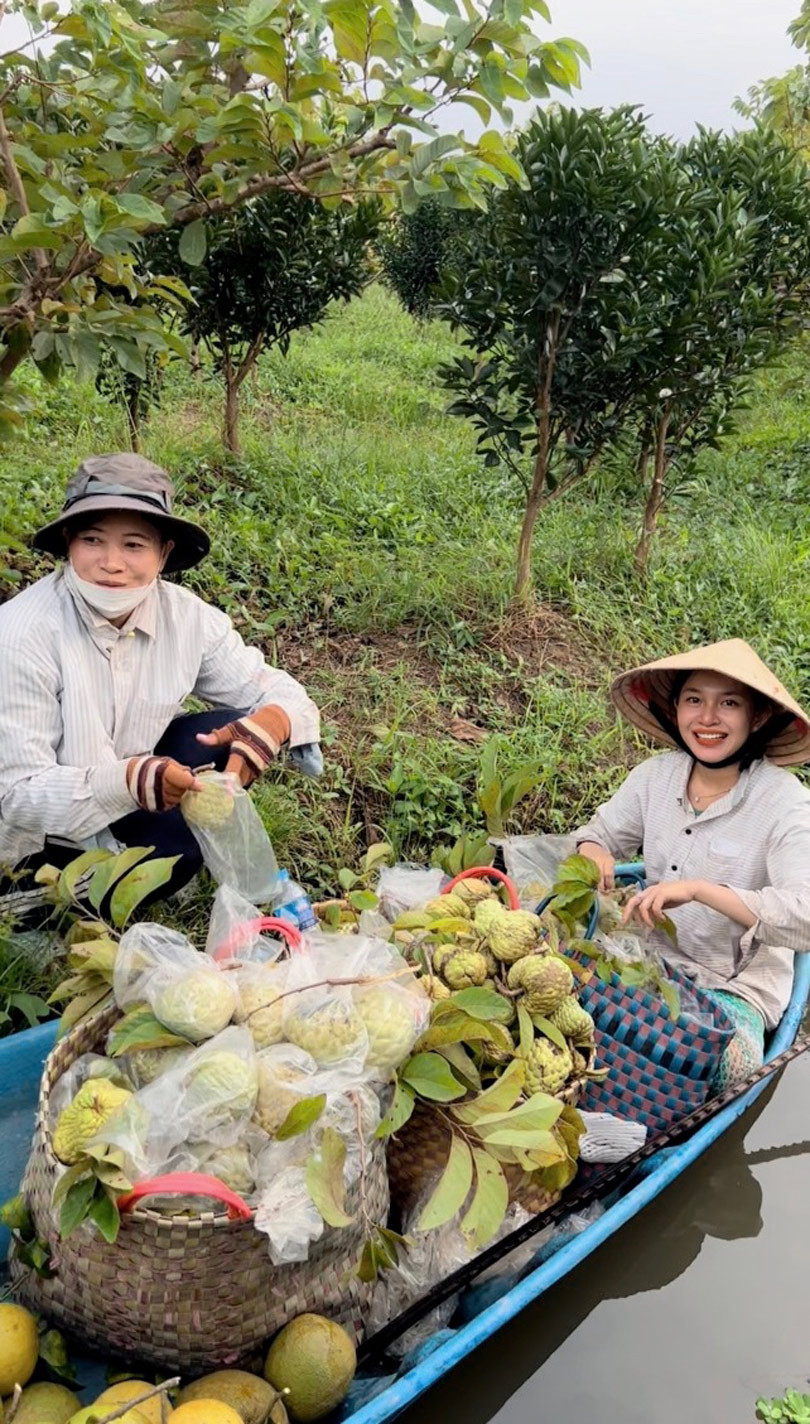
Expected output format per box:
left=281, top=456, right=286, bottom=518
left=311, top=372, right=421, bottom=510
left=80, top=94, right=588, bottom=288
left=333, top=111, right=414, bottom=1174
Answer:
left=2, top=866, right=808, bottom=1414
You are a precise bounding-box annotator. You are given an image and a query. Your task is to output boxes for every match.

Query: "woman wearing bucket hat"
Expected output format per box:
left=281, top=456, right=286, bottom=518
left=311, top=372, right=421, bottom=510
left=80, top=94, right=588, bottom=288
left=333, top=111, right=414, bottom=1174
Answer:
left=574, top=639, right=810, bottom=1087
left=0, top=453, right=321, bottom=904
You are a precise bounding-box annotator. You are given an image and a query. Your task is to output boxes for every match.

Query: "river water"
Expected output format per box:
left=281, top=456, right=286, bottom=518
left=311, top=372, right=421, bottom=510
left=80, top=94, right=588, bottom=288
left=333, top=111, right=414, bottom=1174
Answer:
left=400, top=1053, right=810, bottom=1424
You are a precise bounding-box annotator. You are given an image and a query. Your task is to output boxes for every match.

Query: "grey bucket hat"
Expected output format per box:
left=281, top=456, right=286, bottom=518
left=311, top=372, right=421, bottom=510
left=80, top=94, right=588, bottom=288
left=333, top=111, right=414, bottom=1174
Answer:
left=32, top=454, right=210, bottom=574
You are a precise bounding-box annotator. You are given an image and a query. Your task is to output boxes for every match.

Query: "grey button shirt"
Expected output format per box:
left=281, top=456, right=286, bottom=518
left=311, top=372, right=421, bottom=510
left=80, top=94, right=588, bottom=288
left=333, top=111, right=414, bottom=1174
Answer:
left=574, top=750, right=810, bottom=1027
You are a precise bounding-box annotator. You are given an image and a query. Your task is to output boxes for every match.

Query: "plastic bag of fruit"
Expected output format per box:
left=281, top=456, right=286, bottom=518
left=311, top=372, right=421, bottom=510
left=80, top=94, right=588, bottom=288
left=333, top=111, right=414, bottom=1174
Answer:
left=181, top=768, right=279, bottom=904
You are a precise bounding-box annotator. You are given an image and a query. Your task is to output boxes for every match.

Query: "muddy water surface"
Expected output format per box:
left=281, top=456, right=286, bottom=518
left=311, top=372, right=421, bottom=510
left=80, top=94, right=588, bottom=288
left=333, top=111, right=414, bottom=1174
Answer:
left=401, top=1054, right=810, bottom=1424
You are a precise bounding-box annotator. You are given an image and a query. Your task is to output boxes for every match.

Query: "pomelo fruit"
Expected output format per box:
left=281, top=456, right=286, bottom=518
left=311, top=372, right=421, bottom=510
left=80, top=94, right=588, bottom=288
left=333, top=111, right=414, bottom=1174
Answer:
left=264, top=1314, right=356, bottom=1422
left=93, top=1380, right=174, bottom=1423
left=179, top=1370, right=279, bottom=1424
left=171, top=1403, right=243, bottom=1424
left=0, top=1302, right=39, bottom=1395
left=5, top=1381, right=78, bottom=1423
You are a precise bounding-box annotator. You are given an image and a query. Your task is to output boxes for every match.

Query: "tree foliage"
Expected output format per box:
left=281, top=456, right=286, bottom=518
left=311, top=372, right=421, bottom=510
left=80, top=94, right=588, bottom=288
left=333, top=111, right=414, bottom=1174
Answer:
left=0, top=0, right=587, bottom=432
left=152, top=191, right=381, bottom=450
left=377, top=198, right=463, bottom=318
left=436, top=107, right=810, bottom=594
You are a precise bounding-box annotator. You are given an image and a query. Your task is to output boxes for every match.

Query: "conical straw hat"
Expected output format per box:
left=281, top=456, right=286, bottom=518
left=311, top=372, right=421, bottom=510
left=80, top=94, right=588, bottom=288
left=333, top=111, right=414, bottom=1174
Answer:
left=611, top=639, right=810, bottom=766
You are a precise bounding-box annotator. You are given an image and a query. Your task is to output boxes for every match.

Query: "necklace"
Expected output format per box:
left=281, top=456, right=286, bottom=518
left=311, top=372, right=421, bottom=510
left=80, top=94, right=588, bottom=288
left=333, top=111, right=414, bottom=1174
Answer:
left=689, top=778, right=738, bottom=808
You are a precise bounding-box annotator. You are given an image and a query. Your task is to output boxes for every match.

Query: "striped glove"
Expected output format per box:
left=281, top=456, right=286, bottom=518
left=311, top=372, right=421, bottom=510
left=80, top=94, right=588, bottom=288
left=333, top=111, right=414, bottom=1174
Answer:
left=195, top=704, right=291, bottom=787
left=126, top=756, right=201, bottom=811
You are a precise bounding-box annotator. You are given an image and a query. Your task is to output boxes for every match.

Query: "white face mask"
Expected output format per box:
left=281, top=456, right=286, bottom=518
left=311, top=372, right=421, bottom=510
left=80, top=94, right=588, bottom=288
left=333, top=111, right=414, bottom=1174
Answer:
left=63, top=561, right=157, bottom=620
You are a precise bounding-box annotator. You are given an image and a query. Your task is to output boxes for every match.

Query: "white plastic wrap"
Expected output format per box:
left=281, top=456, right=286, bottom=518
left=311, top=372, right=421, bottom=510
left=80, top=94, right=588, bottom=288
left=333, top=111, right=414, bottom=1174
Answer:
left=91, top=1026, right=259, bottom=1181
left=206, top=884, right=286, bottom=965
left=376, top=864, right=445, bottom=920
left=252, top=1042, right=321, bottom=1137
left=233, top=961, right=290, bottom=1050
left=115, top=922, right=239, bottom=1043
left=181, top=770, right=279, bottom=904
left=494, top=833, right=579, bottom=907
left=579, top=1110, right=647, bottom=1163
left=254, top=1164, right=325, bottom=1264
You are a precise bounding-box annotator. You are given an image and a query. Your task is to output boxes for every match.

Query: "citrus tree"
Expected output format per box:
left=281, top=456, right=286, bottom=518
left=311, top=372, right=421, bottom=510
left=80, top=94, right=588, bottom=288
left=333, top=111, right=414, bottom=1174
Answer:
left=0, top=0, right=587, bottom=433
left=438, top=106, right=676, bottom=600
left=151, top=192, right=381, bottom=451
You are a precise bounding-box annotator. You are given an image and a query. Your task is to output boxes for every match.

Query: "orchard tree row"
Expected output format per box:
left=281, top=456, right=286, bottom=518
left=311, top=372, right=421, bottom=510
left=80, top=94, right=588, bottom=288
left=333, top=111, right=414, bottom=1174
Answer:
left=380, top=108, right=810, bottom=590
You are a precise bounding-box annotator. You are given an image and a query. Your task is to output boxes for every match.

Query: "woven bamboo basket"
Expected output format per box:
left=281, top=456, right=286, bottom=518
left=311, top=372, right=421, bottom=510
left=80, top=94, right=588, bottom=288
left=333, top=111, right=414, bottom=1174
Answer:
left=10, top=1007, right=389, bottom=1374
left=386, top=1071, right=587, bottom=1220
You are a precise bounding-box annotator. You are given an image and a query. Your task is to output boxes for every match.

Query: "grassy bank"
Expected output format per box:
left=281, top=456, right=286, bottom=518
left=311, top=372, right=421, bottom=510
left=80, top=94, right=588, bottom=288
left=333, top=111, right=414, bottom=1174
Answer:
left=3, top=283, right=810, bottom=903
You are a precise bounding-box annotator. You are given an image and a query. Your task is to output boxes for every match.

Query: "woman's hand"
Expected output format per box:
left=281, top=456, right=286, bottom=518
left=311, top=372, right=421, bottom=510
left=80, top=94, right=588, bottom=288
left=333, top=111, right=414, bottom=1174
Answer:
left=622, top=879, right=701, bottom=930
left=623, top=878, right=757, bottom=932
left=578, top=841, right=615, bottom=892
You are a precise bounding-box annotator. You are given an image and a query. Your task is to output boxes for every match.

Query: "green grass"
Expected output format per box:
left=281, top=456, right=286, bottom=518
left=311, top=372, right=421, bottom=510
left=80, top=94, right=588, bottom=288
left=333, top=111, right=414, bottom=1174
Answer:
left=4, top=282, right=810, bottom=912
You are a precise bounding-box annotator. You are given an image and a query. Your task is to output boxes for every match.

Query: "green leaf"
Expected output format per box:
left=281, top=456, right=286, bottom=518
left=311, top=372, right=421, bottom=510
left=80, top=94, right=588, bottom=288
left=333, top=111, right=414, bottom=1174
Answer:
left=59, top=848, right=113, bottom=901
left=348, top=889, right=377, bottom=912
left=450, top=987, right=514, bottom=1022
left=417, top=1133, right=474, bottom=1230
left=517, top=1003, right=534, bottom=1057
left=88, top=845, right=152, bottom=911
left=109, top=856, right=179, bottom=927
left=88, top=1188, right=120, bottom=1243
left=460, top=1147, right=509, bottom=1248
left=276, top=1093, right=327, bottom=1140
left=555, top=854, right=601, bottom=889
left=306, top=1127, right=354, bottom=1228
left=400, top=1051, right=467, bottom=1101
left=452, top=1058, right=527, bottom=1121
left=376, top=1080, right=415, bottom=1137
left=58, top=986, right=114, bottom=1036
left=114, top=193, right=167, bottom=225
left=337, top=867, right=358, bottom=891
left=60, top=1175, right=97, bottom=1240
left=438, top=1041, right=482, bottom=1092
left=107, top=1005, right=190, bottom=1056
left=530, top=1015, right=568, bottom=1051
left=38, top=1327, right=78, bottom=1384
left=661, top=981, right=680, bottom=1020
left=52, top=1161, right=95, bottom=1211
left=0, top=1194, right=33, bottom=1234
left=7, top=991, right=51, bottom=1028
left=178, top=218, right=207, bottom=265
left=474, top=1092, right=562, bottom=1135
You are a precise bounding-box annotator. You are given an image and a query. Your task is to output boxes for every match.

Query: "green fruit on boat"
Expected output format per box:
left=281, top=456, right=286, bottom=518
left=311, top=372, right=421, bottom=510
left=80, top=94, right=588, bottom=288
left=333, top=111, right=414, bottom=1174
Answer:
left=264, top=1314, right=357, bottom=1422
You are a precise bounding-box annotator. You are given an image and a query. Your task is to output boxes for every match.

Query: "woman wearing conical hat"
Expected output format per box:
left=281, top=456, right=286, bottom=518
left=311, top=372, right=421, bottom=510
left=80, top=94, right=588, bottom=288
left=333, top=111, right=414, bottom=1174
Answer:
left=574, top=639, right=810, bottom=1087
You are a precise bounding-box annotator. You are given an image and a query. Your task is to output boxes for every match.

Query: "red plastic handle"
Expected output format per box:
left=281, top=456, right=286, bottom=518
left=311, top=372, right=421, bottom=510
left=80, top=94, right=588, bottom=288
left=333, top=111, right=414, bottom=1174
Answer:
left=443, top=866, right=521, bottom=911
left=118, top=1172, right=253, bottom=1220
left=213, top=915, right=303, bottom=962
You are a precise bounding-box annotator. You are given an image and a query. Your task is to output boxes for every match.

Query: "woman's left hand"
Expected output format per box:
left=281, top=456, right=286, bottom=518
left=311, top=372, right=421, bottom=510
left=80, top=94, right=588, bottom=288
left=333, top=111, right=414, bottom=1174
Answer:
left=622, top=880, right=702, bottom=930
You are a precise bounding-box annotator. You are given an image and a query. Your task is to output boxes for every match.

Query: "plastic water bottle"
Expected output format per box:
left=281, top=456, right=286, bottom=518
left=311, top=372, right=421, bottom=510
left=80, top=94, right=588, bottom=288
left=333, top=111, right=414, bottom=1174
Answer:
left=271, top=868, right=317, bottom=930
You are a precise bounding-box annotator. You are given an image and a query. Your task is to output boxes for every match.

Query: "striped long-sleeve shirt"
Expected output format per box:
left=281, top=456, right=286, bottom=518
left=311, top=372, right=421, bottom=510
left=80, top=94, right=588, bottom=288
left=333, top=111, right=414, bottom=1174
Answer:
left=0, top=570, right=320, bottom=867
left=574, top=750, right=810, bottom=1027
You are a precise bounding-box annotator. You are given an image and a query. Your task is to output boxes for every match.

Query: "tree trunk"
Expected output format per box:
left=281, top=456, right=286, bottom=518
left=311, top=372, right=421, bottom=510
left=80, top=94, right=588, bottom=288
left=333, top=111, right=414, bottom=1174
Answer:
left=634, top=409, right=671, bottom=577
left=125, top=380, right=142, bottom=452
left=223, top=367, right=240, bottom=454
left=514, top=316, right=560, bottom=603
left=190, top=339, right=201, bottom=375
left=222, top=333, right=265, bottom=454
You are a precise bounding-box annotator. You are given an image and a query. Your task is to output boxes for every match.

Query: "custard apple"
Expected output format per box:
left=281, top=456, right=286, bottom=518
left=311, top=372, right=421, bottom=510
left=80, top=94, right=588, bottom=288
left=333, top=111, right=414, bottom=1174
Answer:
left=356, top=987, right=418, bottom=1073
left=442, top=949, right=489, bottom=990
left=194, top=1142, right=255, bottom=1196
left=425, top=977, right=451, bottom=1001
left=453, top=879, right=497, bottom=907
left=285, top=999, right=366, bottom=1064
left=253, top=1047, right=319, bottom=1135
left=483, top=908, right=544, bottom=964
left=548, top=995, right=595, bottom=1043
left=181, top=775, right=236, bottom=830
left=424, top=894, right=470, bottom=920
left=52, top=1079, right=133, bottom=1164
left=184, top=1050, right=259, bottom=1124
left=236, top=979, right=284, bottom=1049
left=125, top=1044, right=192, bottom=1088
left=525, top=1039, right=573, bottom=1095
left=153, top=969, right=236, bottom=1042
left=507, top=955, right=573, bottom=1015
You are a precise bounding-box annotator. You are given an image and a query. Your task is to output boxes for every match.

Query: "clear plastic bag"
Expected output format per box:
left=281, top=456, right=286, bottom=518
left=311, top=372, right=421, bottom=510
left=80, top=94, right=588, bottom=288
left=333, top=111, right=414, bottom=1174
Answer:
left=205, top=884, right=286, bottom=965
left=376, top=864, right=445, bottom=920
left=181, top=770, right=279, bottom=904
left=494, top=833, right=579, bottom=907
left=233, top=960, right=290, bottom=1050
left=254, top=1164, right=325, bottom=1264
left=115, top=922, right=239, bottom=1043
left=92, top=1026, right=259, bottom=1181
left=252, top=1042, right=322, bottom=1138
left=47, top=1053, right=133, bottom=1133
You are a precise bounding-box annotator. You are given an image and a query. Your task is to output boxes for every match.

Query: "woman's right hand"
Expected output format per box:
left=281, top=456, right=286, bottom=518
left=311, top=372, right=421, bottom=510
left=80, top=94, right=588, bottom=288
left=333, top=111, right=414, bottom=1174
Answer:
left=578, top=841, right=615, bottom=892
